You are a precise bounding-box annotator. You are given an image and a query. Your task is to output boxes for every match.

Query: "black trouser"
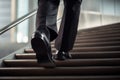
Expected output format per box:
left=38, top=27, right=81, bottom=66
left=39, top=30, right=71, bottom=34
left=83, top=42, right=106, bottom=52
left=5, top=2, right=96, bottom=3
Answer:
left=37, top=0, right=82, bottom=51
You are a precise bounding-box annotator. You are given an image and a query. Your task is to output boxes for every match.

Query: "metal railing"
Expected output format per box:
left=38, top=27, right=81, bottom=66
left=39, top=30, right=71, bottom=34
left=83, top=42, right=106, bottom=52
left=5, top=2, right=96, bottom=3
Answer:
left=0, top=9, right=37, bottom=35
left=0, top=9, right=61, bottom=35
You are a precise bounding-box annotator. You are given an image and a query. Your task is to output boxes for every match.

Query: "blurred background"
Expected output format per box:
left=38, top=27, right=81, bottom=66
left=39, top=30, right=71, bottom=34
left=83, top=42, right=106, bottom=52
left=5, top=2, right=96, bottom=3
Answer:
left=0, top=0, right=120, bottom=58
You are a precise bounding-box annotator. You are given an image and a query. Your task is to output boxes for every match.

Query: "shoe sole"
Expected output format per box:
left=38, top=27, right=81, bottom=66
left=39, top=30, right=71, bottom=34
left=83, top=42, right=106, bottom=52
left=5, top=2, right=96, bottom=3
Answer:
left=31, top=37, right=55, bottom=68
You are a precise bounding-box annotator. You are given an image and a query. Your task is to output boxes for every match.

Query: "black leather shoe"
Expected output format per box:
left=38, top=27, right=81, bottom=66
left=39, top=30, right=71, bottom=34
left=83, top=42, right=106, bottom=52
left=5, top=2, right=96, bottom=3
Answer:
left=55, top=51, right=72, bottom=60
left=31, top=30, right=55, bottom=68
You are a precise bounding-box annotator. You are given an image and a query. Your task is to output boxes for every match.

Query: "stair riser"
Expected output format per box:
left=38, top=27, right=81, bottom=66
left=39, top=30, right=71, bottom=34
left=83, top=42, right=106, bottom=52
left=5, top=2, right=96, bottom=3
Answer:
left=52, top=40, right=120, bottom=46
left=71, top=53, right=120, bottom=59
left=52, top=42, right=120, bottom=47
left=15, top=52, right=120, bottom=59
left=80, top=29, right=120, bottom=35
left=73, top=42, right=120, bottom=47
left=79, top=24, right=120, bottom=33
left=3, top=59, right=120, bottom=67
left=0, top=76, right=120, bottom=80
left=0, top=67, right=120, bottom=76
left=51, top=37, right=120, bottom=44
left=79, top=29, right=120, bottom=36
left=24, top=47, right=120, bottom=53
left=72, top=47, right=120, bottom=52
left=76, top=34, right=120, bottom=39
left=74, top=37, right=120, bottom=43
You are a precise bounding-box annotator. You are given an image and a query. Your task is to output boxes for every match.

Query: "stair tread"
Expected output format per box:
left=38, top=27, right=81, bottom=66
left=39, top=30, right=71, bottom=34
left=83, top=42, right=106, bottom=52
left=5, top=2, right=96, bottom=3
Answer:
left=73, top=41, right=120, bottom=47
left=53, top=41, right=120, bottom=46
left=79, top=27, right=120, bottom=33
left=80, top=27, right=120, bottom=32
left=4, top=58, right=120, bottom=61
left=51, top=41, right=120, bottom=47
left=77, top=34, right=120, bottom=39
left=75, top=41, right=120, bottom=45
left=71, top=46, right=120, bottom=50
left=1, top=66, right=120, bottom=69
left=79, top=29, right=120, bottom=36
left=17, top=51, right=120, bottom=55
left=79, top=25, right=120, bottom=32
left=3, top=58, right=120, bottom=67
left=77, top=36, right=120, bottom=39
left=0, top=66, right=120, bottom=76
left=74, top=37, right=120, bottom=42
left=53, top=36, right=120, bottom=42
left=74, top=41, right=120, bottom=44
left=24, top=46, right=120, bottom=53
left=0, top=75, right=120, bottom=80
left=25, top=46, right=120, bottom=50
left=15, top=51, right=120, bottom=59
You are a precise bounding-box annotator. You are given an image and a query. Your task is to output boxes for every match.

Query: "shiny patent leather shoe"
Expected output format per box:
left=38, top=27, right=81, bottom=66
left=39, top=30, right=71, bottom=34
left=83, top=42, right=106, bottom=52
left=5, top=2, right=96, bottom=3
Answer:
left=31, top=30, right=55, bottom=68
left=55, top=51, right=72, bottom=60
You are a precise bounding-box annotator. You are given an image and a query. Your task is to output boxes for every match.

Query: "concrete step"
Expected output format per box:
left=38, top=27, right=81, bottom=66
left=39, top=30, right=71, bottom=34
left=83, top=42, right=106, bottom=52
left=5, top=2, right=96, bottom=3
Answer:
left=0, top=76, right=120, bottom=80
left=52, top=38, right=120, bottom=46
left=74, top=37, right=120, bottom=43
left=0, top=66, right=120, bottom=76
left=79, top=29, right=120, bottom=36
left=72, top=41, right=120, bottom=47
left=76, top=33, right=120, bottom=39
left=24, top=46, right=120, bottom=53
left=51, top=41, right=120, bottom=47
left=3, top=58, right=120, bottom=67
left=15, top=51, right=120, bottom=59
left=79, top=23, right=120, bottom=33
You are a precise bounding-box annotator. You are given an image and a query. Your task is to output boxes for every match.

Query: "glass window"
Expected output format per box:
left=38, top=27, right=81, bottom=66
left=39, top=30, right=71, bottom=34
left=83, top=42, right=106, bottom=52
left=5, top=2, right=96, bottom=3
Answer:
left=102, top=0, right=115, bottom=15
left=0, top=0, right=11, bottom=43
left=17, top=0, right=29, bottom=43
left=115, top=0, right=120, bottom=16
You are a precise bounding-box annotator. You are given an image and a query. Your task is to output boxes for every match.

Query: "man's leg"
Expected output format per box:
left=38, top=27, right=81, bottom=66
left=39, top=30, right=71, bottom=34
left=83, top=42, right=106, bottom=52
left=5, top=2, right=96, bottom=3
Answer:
left=55, top=0, right=82, bottom=60
left=46, top=0, right=60, bottom=41
left=31, top=0, right=60, bottom=67
left=36, top=0, right=60, bottom=41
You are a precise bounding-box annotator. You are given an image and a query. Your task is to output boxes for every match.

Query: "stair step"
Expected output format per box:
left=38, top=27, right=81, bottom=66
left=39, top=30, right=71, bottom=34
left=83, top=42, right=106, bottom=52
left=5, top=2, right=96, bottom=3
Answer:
left=76, top=33, right=120, bottom=39
left=72, top=46, right=120, bottom=52
left=52, top=37, right=120, bottom=44
left=15, top=51, right=120, bottom=59
left=24, top=46, right=120, bottom=53
left=0, top=66, right=120, bottom=76
left=74, top=37, right=120, bottom=43
left=79, top=29, right=120, bottom=36
left=0, top=76, right=120, bottom=80
left=24, top=48, right=56, bottom=53
left=3, top=58, right=120, bottom=67
left=80, top=27, right=120, bottom=32
left=51, top=41, right=120, bottom=47
left=79, top=23, right=120, bottom=32
left=73, top=41, right=120, bottom=47
left=79, top=27, right=120, bottom=32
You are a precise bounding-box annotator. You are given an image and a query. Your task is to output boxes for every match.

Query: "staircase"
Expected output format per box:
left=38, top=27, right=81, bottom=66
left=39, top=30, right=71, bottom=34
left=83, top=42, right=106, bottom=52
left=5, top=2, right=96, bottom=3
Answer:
left=0, top=23, right=120, bottom=80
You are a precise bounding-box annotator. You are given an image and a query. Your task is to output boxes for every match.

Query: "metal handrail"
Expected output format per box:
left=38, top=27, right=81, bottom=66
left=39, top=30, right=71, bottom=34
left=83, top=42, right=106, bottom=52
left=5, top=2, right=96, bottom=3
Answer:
left=0, top=8, right=61, bottom=35
left=0, top=9, right=37, bottom=35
